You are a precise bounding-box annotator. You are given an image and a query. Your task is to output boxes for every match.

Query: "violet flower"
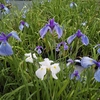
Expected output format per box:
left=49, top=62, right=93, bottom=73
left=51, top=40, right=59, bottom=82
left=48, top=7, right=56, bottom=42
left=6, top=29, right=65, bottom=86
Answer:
left=39, top=18, right=63, bottom=38
left=56, top=41, right=68, bottom=51
left=0, top=31, right=21, bottom=56
left=70, top=70, right=80, bottom=80
left=19, top=20, right=29, bottom=31
left=67, top=29, right=89, bottom=45
left=35, top=46, right=43, bottom=54
left=0, top=4, right=9, bottom=14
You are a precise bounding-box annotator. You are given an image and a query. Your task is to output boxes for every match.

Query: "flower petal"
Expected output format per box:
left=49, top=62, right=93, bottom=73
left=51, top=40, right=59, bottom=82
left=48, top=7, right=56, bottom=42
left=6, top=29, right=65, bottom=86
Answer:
left=39, top=58, right=53, bottom=67
left=67, top=34, right=76, bottom=44
left=80, top=57, right=95, bottom=68
left=51, top=73, right=58, bottom=79
left=33, top=53, right=37, bottom=59
left=25, top=22, right=29, bottom=28
left=81, top=35, right=89, bottom=45
left=97, top=48, right=100, bottom=54
left=25, top=57, right=33, bottom=63
left=51, top=63, right=60, bottom=74
left=39, top=25, right=49, bottom=38
left=0, top=42, right=13, bottom=56
left=94, top=69, right=100, bottom=82
left=35, top=67, right=46, bottom=80
left=10, top=31, right=21, bottom=41
left=19, top=24, right=24, bottom=31
left=54, top=24, right=63, bottom=39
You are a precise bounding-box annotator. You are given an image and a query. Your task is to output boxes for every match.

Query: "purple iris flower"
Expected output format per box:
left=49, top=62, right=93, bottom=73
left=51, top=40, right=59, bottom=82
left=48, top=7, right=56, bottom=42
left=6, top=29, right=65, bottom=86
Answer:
left=35, top=46, right=43, bottom=54
left=0, top=4, right=9, bottom=14
left=0, top=31, right=21, bottom=56
left=56, top=41, right=68, bottom=51
left=67, top=29, right=89, bottom=45
left=39, top=18, right=63, bottom=39
left=70, top=70, right=80, bottom=80
left=19, top=20, right=29, bottom=31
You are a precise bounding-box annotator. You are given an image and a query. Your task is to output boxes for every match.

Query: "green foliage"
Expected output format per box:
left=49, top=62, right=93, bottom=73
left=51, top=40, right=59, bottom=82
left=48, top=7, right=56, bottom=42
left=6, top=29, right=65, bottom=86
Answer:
left=0, top=0, right=100, bottom=100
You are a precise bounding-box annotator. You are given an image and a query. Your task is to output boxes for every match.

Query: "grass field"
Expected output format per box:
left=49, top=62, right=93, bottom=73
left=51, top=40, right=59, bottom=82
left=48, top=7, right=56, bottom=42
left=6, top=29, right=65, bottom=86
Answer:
left=0, top=0, right=100, bottom=100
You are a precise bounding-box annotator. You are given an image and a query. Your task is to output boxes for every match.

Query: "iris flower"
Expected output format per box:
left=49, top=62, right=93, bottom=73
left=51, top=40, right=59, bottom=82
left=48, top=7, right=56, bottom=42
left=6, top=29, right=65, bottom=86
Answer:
left=39, top=18, right=63, bottom=38
left=0, top=4, right=9, bottom=14
left=19, top=20, right=29, bottom=31
left=35, top=58, right=60, bottom=80
left=0, top=31, right=21, bottom=56
left=70, top=2, right=77, bottom=8
left=56, top=41, right=68, bottom=51
left=67, top=29, right=89, bottom=45
left=67, top=57, right=95, bottom=68
left=25, top=53, right=37, bottom=63
left=35, top=46, right=43, bottom=54
left=70, top=70, right=80, bottom=80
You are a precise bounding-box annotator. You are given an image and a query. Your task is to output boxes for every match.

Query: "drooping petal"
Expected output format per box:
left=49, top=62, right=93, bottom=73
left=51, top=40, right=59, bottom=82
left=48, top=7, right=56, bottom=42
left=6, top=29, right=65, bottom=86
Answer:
left=39, top=25, right=50, bottom=38
left=64, top=43, right=68, bottom=50
left=67, top=34, right=76, bottom=44
left=97, top=48, right=100, bottom=54
left=50, top=63, right=60, bottom=74
left=10, top=31, right=21, bottom=41
left=19, top=24, right=24, bottom=31
left=33, top=53, right=37, bottom=59
left=80, top=57, right=95, bottom=68
left=76, top=75, right=80, bottom=80
left=0, top=42, right=13, bottom=56
left=25, top=57, right=33, bottom=63
left=35, top=67, right=46, bottom=80
left=94, top=69, right=100, bottom=82
left=70, top=73, right=74, bottom=79
left=25, top=22, right=29, bottom=28
left=81, top=35, right=89, bottom=45
left=54, top=24, right=63, bottom=39
left=51, top=73, right=58, bottom=79
left=4, top=6, right=9, bottom=14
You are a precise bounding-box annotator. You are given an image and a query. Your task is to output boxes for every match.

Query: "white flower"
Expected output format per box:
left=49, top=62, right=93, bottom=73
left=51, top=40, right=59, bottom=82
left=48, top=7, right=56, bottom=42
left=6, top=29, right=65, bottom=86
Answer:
left=25, top=53, right=37, bottom=63
left=35, top=58, right=60, bottom=80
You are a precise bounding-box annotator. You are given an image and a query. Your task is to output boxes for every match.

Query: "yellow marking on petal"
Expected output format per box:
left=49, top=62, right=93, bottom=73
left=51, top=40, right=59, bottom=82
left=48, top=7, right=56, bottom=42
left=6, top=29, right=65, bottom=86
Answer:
left=40, top=68, right=44, bottom=70
left=53, top=66, right=57, bottom=69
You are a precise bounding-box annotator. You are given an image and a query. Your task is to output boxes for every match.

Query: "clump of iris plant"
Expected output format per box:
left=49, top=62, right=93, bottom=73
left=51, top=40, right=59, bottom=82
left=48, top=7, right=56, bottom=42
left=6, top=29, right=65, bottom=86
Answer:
left=35, top=46, right=43, bottom=54
left=19, top=20, right=29, bottom=31
left=39, top=18, right=63, bottom=39
left=0, top=31, right=21, bottom=56
left=35, top=58, right=60, bottom=80
left=56, top=41, right=68, bottom=51
left=67, top=29, right=89, bottom=45
left=0, top=3, right=9, bottom=15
